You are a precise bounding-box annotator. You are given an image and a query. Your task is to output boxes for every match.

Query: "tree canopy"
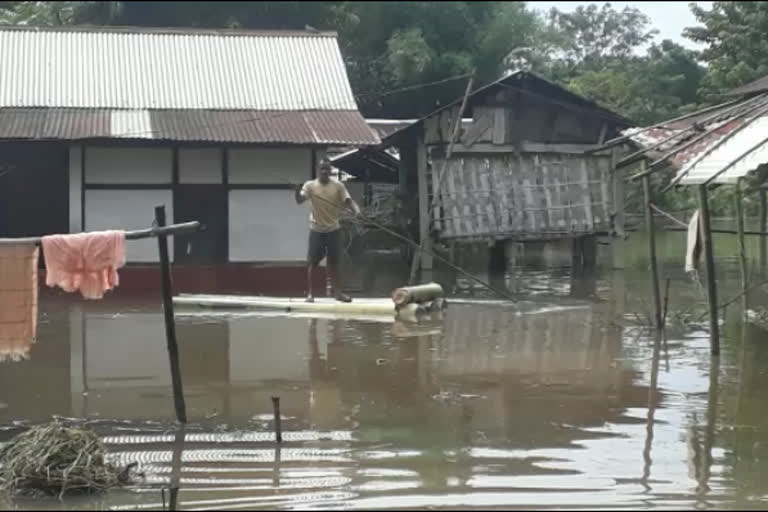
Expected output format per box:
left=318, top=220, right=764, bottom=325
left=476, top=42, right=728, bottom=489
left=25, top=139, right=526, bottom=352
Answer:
left=0, top=1, right=764, bottom=214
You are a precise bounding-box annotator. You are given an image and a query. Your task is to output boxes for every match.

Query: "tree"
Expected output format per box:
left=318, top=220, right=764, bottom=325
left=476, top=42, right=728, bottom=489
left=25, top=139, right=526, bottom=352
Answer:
left=536, top=3, right=658, bottom=80
left=0, top=1, right=77, bottom=25
left=684, top=1, right=768, bottom=99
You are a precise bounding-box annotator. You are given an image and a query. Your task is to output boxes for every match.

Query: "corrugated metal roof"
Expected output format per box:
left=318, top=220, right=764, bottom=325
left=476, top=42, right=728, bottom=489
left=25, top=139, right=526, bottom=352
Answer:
left=0, top=25, right=358, bottom=111
left=621, top=94, right=768, bottom=177
left=0, top=108, right=379, bottom=145
left=728, top=74, right=768, bottom=97
left=674, top=116, right=768, bottom=185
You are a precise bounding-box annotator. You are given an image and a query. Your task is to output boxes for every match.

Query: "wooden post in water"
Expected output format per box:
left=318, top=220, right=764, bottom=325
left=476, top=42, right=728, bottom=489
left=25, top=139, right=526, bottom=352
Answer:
left=168, top=426, right=185, bottom=511
left=642, top=172, right=663, bottom=330
left=760, top=189, right=767, bottom=273
left=735, top=179, right=749, bottom=316
left=697, top=186, right=720, bottom=356
left=155, top=205, right=187, bottom=424
left=272, top=396, right=283, bottom=443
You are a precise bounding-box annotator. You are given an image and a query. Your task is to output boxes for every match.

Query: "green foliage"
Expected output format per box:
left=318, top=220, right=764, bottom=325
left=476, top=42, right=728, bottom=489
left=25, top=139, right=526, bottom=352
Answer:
left=685, top=1, right=768, bottom=99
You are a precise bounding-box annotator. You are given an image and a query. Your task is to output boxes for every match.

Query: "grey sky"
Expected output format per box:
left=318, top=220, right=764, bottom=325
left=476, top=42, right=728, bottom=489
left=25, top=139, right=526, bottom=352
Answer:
left=530, top=1, right=714, bottom=51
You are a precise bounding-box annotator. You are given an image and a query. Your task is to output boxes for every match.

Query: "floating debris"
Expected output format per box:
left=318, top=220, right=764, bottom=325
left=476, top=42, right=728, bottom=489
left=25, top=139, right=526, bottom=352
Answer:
left=0, top=420, right=137, bottom=498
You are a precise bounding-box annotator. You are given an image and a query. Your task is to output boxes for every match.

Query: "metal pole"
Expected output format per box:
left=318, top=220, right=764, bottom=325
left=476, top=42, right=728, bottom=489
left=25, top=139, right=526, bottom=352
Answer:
left=697, top=186, right=720, bottom=356
left=155, top=205, right=187, bottom=424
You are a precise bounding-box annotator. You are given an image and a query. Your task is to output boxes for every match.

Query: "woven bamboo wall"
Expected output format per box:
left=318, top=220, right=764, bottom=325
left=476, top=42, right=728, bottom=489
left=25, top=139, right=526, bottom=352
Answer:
left=430, top=152, right=614, bottom=241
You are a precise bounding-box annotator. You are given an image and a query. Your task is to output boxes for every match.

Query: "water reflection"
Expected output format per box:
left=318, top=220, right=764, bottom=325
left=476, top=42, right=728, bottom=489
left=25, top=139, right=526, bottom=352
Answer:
left=2, top=247, right=768, bottom=509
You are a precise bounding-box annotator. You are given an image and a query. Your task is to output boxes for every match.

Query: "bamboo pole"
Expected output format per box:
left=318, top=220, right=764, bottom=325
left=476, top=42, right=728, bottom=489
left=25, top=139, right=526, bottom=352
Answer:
left=761, top=189, right=767, bottom=272
left=155, top=205, right=187, bottom=424
left=735, top=179, right=749, bottom=316
left=168, top=426, right=185, bottom=511
left=642, top=171, right=663, bottom=330
left=410, top=71, right=475, bottom=282
left=0, top=221, right=201, bottom=245
left=697, top=186, right=720, bottom=356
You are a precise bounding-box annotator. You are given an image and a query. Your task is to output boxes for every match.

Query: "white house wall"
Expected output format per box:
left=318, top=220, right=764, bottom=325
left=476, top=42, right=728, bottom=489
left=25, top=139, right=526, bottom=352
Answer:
left=229, top=189, right=309, bottom=262
left=85, top=189, right=174, bottom=262
left=69, top=144, right=322, bottom=264
left=85, top=146, right=172, bottom=184
left=179, top=147, right=223, bottom=184
left=229, top=147, right=311, bottom=184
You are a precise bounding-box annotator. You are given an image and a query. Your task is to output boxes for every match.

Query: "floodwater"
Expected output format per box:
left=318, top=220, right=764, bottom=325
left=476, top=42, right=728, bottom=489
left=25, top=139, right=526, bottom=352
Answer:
left=2, top=233, right=768, bottom=510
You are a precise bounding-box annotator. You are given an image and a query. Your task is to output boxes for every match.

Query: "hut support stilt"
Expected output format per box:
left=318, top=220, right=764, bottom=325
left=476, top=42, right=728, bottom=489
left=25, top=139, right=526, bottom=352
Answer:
left=735, top=179, right=749, bottom=316
left=642, top=172, right=663, bottom=330
left=697, top=185, right=720, bottom=356
left=760, top=189, right=767, bottom=273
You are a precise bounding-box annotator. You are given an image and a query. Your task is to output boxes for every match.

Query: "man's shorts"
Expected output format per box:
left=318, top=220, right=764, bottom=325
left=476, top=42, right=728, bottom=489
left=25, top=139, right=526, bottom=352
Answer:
left=307, top=229, right=341, bottom=266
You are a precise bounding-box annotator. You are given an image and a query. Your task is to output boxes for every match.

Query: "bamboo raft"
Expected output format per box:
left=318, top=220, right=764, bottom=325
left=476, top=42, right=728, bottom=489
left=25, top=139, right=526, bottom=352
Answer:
left=172, top=283, right=448, bottom=322
left=173, top=294, right=397, bottom=316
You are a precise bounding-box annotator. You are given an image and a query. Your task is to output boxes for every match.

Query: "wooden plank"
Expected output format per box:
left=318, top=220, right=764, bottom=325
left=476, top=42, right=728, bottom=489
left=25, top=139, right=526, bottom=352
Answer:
left=520, top=155, right=537, bottom=232
left=450, top=141, right=605, bottom=154
left=489, top=155, right=509, bottom=234
left=536, top=154, right=553, bottom=231
left=599, top=156, right=611, bottom=230
left=456, top=158, right=475, bottom=236
left=598, top=122, right=608, bottom=145
left=492, top=108, right=506, bottom=145
left=469, top=158, right=487, bottom=235
left=416, top=134, right=433, bottom=270
left=461, top=113, right=493, bottom=147
left=566, top=157, right=581, bottom=233
left=440, top=110, right=453, bottom=144
left=478, top=157, right=499, bottom=235
left=580, top=157, right=594, bottom=231
left=430, top=152, right=443, bottom=234
left=446, top=158, right=461, bottom=237
left=541, top=156, right=562, bottom=229
left=611, top=148, right=625, bottom=236
left=424, top=117, right=440, bottom=145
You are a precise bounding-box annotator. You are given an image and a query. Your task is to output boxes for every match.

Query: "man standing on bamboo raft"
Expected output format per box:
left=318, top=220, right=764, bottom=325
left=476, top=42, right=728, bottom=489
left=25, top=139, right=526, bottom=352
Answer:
left=294, top=158, right=361, bottom=303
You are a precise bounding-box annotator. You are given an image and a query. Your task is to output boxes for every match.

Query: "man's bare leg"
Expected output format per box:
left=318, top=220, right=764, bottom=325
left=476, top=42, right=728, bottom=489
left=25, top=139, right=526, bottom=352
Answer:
left=306, top=264, right=315, bottom=302
left=327, top=264, right=351, bottom=302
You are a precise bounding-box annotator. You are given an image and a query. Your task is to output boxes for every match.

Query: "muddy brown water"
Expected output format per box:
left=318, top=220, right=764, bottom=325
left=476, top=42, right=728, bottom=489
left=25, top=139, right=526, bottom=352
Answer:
left=2, top=233, right=768, bottom=510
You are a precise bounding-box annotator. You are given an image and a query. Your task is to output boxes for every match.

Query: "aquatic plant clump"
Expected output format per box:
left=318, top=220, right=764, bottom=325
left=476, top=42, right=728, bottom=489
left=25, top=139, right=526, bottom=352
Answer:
left=0, top=421, right=134, bottom=498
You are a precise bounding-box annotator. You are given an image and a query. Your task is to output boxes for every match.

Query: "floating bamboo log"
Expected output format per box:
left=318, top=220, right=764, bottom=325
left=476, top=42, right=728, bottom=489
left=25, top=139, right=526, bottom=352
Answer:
left=391, top=282, right=445, bottom=307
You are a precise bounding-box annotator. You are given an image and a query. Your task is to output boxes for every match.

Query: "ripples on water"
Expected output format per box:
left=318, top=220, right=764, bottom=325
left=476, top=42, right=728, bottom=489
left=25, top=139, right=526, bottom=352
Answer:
left=2, top=237, right=768, bottom=510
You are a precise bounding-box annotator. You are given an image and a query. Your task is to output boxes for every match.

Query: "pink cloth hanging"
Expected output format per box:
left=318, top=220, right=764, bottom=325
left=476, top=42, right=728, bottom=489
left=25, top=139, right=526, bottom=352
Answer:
left=41, top=230, right=126, bottom=299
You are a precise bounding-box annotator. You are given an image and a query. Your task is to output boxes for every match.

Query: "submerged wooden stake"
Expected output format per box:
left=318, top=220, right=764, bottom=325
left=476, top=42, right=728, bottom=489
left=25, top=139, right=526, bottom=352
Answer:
left=697, top=186, right=720, bottom=356
left=272, top=396, right=282, bottom=444
left=156, top=205, right=187, bottom=424
left=642, top=173, right=663, bottom=330
left=735, top=180, right=749, bottom=315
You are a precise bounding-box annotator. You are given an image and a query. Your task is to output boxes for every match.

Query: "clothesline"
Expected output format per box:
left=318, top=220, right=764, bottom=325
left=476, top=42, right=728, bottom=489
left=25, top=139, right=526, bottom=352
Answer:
left=0, top=221, right=203, bottom=245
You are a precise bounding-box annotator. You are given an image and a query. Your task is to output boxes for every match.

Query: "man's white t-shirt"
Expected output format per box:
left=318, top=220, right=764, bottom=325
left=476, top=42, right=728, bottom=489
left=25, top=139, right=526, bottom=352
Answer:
left=300, top=178, right=352, bottom=232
